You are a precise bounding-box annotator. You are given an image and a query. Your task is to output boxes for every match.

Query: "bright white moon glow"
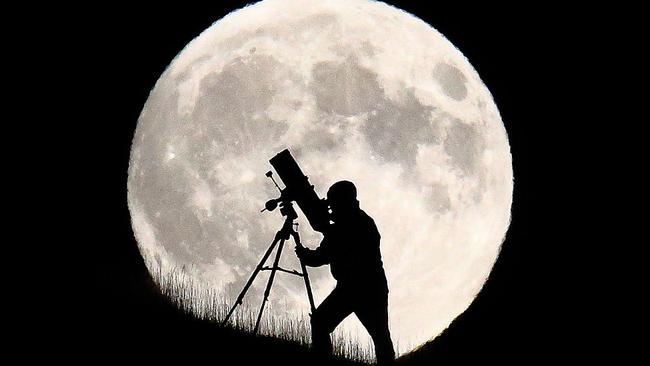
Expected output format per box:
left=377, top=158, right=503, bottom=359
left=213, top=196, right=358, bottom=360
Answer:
left=128, top=0, right=512, bottom=356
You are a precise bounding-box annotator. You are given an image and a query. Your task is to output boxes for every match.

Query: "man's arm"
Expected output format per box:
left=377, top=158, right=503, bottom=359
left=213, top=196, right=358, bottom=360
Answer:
left=293, top=231, right=331, bottom=267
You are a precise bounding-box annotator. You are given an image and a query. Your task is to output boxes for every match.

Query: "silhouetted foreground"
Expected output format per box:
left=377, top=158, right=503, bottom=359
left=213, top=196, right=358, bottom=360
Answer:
left=82, top=266, right=369, bottom=366
left=81, top=229, right=539, bottom=366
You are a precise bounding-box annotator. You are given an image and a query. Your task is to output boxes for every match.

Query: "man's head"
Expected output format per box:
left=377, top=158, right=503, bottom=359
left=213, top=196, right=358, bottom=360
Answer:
left=326, top=180, right=359, bottom=220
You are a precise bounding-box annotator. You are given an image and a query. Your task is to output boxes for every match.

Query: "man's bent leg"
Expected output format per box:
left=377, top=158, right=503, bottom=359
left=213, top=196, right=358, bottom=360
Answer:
left=355, top=294, right=395, bottom=365
left=310, top=286, right=353, bottom=358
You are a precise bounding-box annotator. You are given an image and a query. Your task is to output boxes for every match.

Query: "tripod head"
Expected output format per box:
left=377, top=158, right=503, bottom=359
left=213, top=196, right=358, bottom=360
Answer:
left=260, top=172, right=297, bottom=219
left=260, top=171, right=300, bottom=242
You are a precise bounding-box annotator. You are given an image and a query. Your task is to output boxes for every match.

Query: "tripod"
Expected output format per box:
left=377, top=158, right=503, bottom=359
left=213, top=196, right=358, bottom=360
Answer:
left=222, top=200, right=316, bottom=333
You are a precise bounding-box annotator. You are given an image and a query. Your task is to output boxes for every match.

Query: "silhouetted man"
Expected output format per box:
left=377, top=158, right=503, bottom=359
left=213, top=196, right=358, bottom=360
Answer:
left=294, top=180, right=395, bottom=365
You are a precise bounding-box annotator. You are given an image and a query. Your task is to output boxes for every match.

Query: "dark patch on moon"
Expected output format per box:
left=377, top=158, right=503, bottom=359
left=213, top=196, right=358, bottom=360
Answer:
left=189, top=54, right=290, bottom=159
left=295, top=112, right=359, bottom=157
left=432, top=63, right=468, bottom=101
left=443, top=119, right=484, bottom=174
left=311, top=56, right=385, bottom=116
left=196, top=55, right=277, bottom=119
left=362, top=88, right=438, bottom=166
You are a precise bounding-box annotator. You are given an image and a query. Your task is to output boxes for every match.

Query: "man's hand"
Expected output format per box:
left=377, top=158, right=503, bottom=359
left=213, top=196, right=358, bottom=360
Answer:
left=295, top=244, right=307, bottom=260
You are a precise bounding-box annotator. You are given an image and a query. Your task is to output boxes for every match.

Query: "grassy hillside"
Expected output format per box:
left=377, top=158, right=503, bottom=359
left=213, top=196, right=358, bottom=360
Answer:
left=153, top=266, right=375, bottom=364
left=82, top=260, right=375, bottom=365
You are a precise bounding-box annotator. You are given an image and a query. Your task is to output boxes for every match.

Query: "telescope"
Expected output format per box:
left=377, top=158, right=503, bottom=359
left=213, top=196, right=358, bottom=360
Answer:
left=222, top=148, right=328, bottom=332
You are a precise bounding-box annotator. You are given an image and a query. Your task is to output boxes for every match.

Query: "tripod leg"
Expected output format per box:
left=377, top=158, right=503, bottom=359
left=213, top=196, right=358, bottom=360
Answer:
left=254, top=238, right=286, bottom=334
left=300, top=259, right=316, bottom=313
left=222, top=235, right=281, bottom=326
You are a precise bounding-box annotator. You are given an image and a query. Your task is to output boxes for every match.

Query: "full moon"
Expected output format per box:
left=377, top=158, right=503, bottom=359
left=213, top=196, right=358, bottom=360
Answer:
left=128, top=0, right=513, bottom=356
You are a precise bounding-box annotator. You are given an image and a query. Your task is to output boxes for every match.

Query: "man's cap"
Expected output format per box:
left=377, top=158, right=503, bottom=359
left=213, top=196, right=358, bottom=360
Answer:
left=326, top=180, right=357, bottom=202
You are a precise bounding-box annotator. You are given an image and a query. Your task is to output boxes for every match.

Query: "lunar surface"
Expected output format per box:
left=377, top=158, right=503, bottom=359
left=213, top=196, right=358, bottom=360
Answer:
left=128, top=0, right=513, bottom=356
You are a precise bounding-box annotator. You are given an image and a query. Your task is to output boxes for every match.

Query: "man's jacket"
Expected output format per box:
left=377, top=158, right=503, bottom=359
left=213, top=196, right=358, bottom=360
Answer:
left=300, top=209, right=388, bottom=296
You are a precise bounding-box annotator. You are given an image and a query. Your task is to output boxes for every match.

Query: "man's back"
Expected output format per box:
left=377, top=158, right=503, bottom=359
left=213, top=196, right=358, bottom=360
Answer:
left=322, top=209, right=388, bottom=295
